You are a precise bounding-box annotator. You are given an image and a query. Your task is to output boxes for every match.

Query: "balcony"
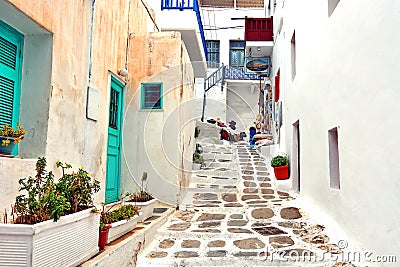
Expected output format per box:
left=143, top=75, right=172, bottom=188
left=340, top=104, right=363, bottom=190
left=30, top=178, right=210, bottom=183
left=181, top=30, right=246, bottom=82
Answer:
left=224, top=66, right=260, bottom=81
left=160, top=0, right=207, bottom=77
left=245, top=17, right=273, bottom=41
left=161, top=0, right=196, bottom=10
left=244, top=17, right=274, bottom=58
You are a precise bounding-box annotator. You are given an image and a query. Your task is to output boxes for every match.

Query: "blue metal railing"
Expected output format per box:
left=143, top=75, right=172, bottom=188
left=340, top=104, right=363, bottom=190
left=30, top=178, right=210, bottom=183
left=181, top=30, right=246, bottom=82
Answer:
left=224, top=66, right=260, bottom=80
left=161, top=0, right=194, bottom=10
left=204, top=63, right=225, bottom=93
left=201, top=64, right=225, bottom=121
left=161, top=0, right=208, bottom=59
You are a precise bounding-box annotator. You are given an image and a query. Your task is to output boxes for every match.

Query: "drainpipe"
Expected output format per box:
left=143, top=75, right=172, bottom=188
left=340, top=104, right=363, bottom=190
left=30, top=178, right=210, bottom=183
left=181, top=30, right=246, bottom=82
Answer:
left=88, top=0, right=95, bottom=87
left=83, top=0, right=96, bottom=174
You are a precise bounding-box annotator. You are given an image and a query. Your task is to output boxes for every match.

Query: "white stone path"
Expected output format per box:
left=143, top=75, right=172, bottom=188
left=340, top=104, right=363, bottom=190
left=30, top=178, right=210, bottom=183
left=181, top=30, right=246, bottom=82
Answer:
left=136, top=122, right=355, bottom=267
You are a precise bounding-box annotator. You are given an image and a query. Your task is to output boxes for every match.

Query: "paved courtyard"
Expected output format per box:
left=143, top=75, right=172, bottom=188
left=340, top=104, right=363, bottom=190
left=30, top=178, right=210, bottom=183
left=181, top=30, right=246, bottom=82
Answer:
left=136, top=122, right=355, bottom=267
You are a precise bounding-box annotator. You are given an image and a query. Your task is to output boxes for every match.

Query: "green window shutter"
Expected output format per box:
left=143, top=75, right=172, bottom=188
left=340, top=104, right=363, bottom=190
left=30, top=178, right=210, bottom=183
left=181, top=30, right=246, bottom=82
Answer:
left=0, top=20, right=24, bottom=128
left=141, top=83, right=163, bottom=109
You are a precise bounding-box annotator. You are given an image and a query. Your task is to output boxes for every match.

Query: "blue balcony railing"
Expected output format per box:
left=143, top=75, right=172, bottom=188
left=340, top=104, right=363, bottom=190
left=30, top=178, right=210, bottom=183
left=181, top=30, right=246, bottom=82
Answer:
left=224, top=66, right=260, bottom=80
left=161, top=0, right=194, bottom=10
left=161, top=0, right=208, bottom=59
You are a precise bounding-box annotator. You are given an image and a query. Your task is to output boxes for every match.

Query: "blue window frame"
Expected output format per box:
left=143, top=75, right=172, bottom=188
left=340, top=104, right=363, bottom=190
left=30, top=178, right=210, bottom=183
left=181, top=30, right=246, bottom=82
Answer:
left=206, top=40, right=220, bottom=68
left=141, top=83, right=163, bottom=109
left=229, top=40, right=245, bottom=68
left=0, top=20, right=24, bottom=129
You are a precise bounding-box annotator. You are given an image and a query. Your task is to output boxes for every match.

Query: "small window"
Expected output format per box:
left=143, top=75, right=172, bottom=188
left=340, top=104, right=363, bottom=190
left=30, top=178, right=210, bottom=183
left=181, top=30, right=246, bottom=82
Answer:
left=141, top=83, right=163, bottom=109
left=229, top=40, right=245, bottom=68
left=206, top=40, right=220, bottom=68
left=291, top=31, right=296, bottom=80
left=109, top=87, right=120, bottom=129
left=328, top=0, right=340, bottom=17
left=328, top=127, right=340, bottom=189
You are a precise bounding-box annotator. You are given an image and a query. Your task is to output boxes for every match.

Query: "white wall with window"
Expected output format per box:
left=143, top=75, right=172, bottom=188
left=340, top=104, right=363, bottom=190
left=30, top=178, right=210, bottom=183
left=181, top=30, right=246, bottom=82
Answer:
left=0, top=2, right=53, bottom=158
left=201, top=4, right=267, bottom=129
left=271, top=0, right=400, bottom=256
left=0, top=1, right=53, bottom=220
left=202, top=7, right=266, bottom=69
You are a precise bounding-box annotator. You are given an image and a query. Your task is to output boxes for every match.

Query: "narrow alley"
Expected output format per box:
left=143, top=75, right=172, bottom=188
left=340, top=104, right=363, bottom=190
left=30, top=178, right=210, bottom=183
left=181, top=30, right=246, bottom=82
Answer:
left=136, top=121, right=352, bottom=267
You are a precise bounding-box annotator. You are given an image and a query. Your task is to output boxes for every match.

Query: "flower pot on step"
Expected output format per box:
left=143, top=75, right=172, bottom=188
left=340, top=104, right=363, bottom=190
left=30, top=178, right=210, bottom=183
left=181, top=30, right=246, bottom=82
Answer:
left=273, top=165, right=289, bottom=180
left=99, top=224, right=111, bottom=250
left=192, top=162, right=202, bottom=170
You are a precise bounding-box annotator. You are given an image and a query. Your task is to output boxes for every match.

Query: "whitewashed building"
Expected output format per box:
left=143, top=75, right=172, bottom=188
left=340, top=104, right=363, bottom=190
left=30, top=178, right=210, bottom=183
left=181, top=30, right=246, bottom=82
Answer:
left=270, top=0, right=400, bottom=257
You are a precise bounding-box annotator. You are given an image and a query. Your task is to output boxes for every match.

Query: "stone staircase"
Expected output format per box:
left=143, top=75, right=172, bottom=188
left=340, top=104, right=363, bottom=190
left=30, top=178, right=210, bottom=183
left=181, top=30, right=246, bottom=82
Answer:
left=136, top=122, right=354, bottom=267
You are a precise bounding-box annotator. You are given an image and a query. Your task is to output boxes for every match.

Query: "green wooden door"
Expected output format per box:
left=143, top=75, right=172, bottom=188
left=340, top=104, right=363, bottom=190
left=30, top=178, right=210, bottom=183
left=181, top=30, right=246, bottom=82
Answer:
left=105, top=77, right=124, bottom=203
left=0, top=21, right=24, bottom=155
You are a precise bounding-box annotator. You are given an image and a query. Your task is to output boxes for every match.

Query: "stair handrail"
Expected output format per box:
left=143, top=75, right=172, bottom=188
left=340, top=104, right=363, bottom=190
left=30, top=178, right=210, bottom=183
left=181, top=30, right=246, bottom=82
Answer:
left=201, top=63, right=225, bottom=122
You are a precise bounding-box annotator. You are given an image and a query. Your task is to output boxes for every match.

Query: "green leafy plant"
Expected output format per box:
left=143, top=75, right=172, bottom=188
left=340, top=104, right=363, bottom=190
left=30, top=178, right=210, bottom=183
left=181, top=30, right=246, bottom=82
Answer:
left=100, top=204, right=140, bottom=228
left=270, top=155, right=289, bottom=167
left=0, top=123, right=26, bottom=147
left=56, top=161, right=100, bottom=213
left=193, top=151, right=204, bottom=164
left=12, top=157, right=100, bottom=224
left=193, top=143, right=204, bottom=165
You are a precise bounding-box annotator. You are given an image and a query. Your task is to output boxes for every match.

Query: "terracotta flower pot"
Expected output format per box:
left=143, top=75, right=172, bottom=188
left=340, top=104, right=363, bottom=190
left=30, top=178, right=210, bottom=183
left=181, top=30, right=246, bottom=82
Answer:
left=273, top=165, right=289, bottom=180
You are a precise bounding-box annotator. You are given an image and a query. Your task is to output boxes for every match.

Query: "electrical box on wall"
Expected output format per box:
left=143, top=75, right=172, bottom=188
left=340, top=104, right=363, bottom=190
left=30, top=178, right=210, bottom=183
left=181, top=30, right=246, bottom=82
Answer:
left=86, top=85, right=100, bottom=121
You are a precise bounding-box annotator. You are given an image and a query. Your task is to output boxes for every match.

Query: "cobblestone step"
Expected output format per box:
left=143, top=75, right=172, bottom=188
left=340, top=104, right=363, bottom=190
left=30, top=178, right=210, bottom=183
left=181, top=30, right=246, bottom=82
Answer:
left=136, top=121, right=354, bottom=267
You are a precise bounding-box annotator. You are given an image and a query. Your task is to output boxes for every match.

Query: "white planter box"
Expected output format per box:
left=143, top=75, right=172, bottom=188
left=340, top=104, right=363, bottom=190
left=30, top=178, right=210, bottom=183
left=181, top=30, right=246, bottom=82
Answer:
left=106, top=213, right=141, bottom=244
left=0, top=208, right=100, bottom=267
left=125, top=198, right=156, bottom=222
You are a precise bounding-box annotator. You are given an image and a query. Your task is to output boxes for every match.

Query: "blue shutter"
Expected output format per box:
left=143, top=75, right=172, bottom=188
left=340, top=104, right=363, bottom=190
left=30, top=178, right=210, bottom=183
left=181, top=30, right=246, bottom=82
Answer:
left=0, top=20, right=23, bottom=128
left=141, top=83, right=163, bottom=109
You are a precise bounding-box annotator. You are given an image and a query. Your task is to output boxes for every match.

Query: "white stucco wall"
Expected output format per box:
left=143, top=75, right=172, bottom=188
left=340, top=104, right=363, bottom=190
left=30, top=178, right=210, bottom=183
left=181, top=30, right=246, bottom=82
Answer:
left=272, top=0, right=400, bottom=256
left=122, top=32, right=196, bottom=206
left=226, top=82, right=260, bottom=132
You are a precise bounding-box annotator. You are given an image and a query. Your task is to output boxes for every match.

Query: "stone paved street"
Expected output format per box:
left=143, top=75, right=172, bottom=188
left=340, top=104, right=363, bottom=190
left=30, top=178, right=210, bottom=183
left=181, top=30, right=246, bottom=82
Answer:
left=136, top=122, right=355, bottom=267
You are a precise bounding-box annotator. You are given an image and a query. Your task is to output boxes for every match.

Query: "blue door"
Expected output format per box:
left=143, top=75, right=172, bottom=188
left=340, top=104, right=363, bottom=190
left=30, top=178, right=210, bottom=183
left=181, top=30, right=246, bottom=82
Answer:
left=105, top=77, right=124, bottom=203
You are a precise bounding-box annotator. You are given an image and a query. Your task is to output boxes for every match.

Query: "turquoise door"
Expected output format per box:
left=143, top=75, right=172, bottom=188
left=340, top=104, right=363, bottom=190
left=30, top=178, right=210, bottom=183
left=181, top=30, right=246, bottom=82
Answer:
left=105, top=77, right=124, bottom=203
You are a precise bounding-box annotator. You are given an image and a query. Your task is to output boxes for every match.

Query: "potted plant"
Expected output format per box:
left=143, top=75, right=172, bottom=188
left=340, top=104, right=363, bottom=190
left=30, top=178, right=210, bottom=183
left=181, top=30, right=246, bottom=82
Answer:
left=125, top=172, right=156, bottom=222
left=0, top=123, right=25, bottom=155
left=271, top=155, right=289, bottom=180
left=194, top=126, right=200, bottom=138
left=0, top=157, right=101, bottom=267
left=192, top=143, right=204, bottom=170
left=99, top=203, right=140, bottom=249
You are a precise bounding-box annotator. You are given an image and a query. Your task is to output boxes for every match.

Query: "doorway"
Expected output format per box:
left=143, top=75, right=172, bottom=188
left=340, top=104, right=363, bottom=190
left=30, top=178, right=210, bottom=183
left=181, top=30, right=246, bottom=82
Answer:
left=105, top=77, right=124, bottom=203
left=292, top=120, right=300, bottom=192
